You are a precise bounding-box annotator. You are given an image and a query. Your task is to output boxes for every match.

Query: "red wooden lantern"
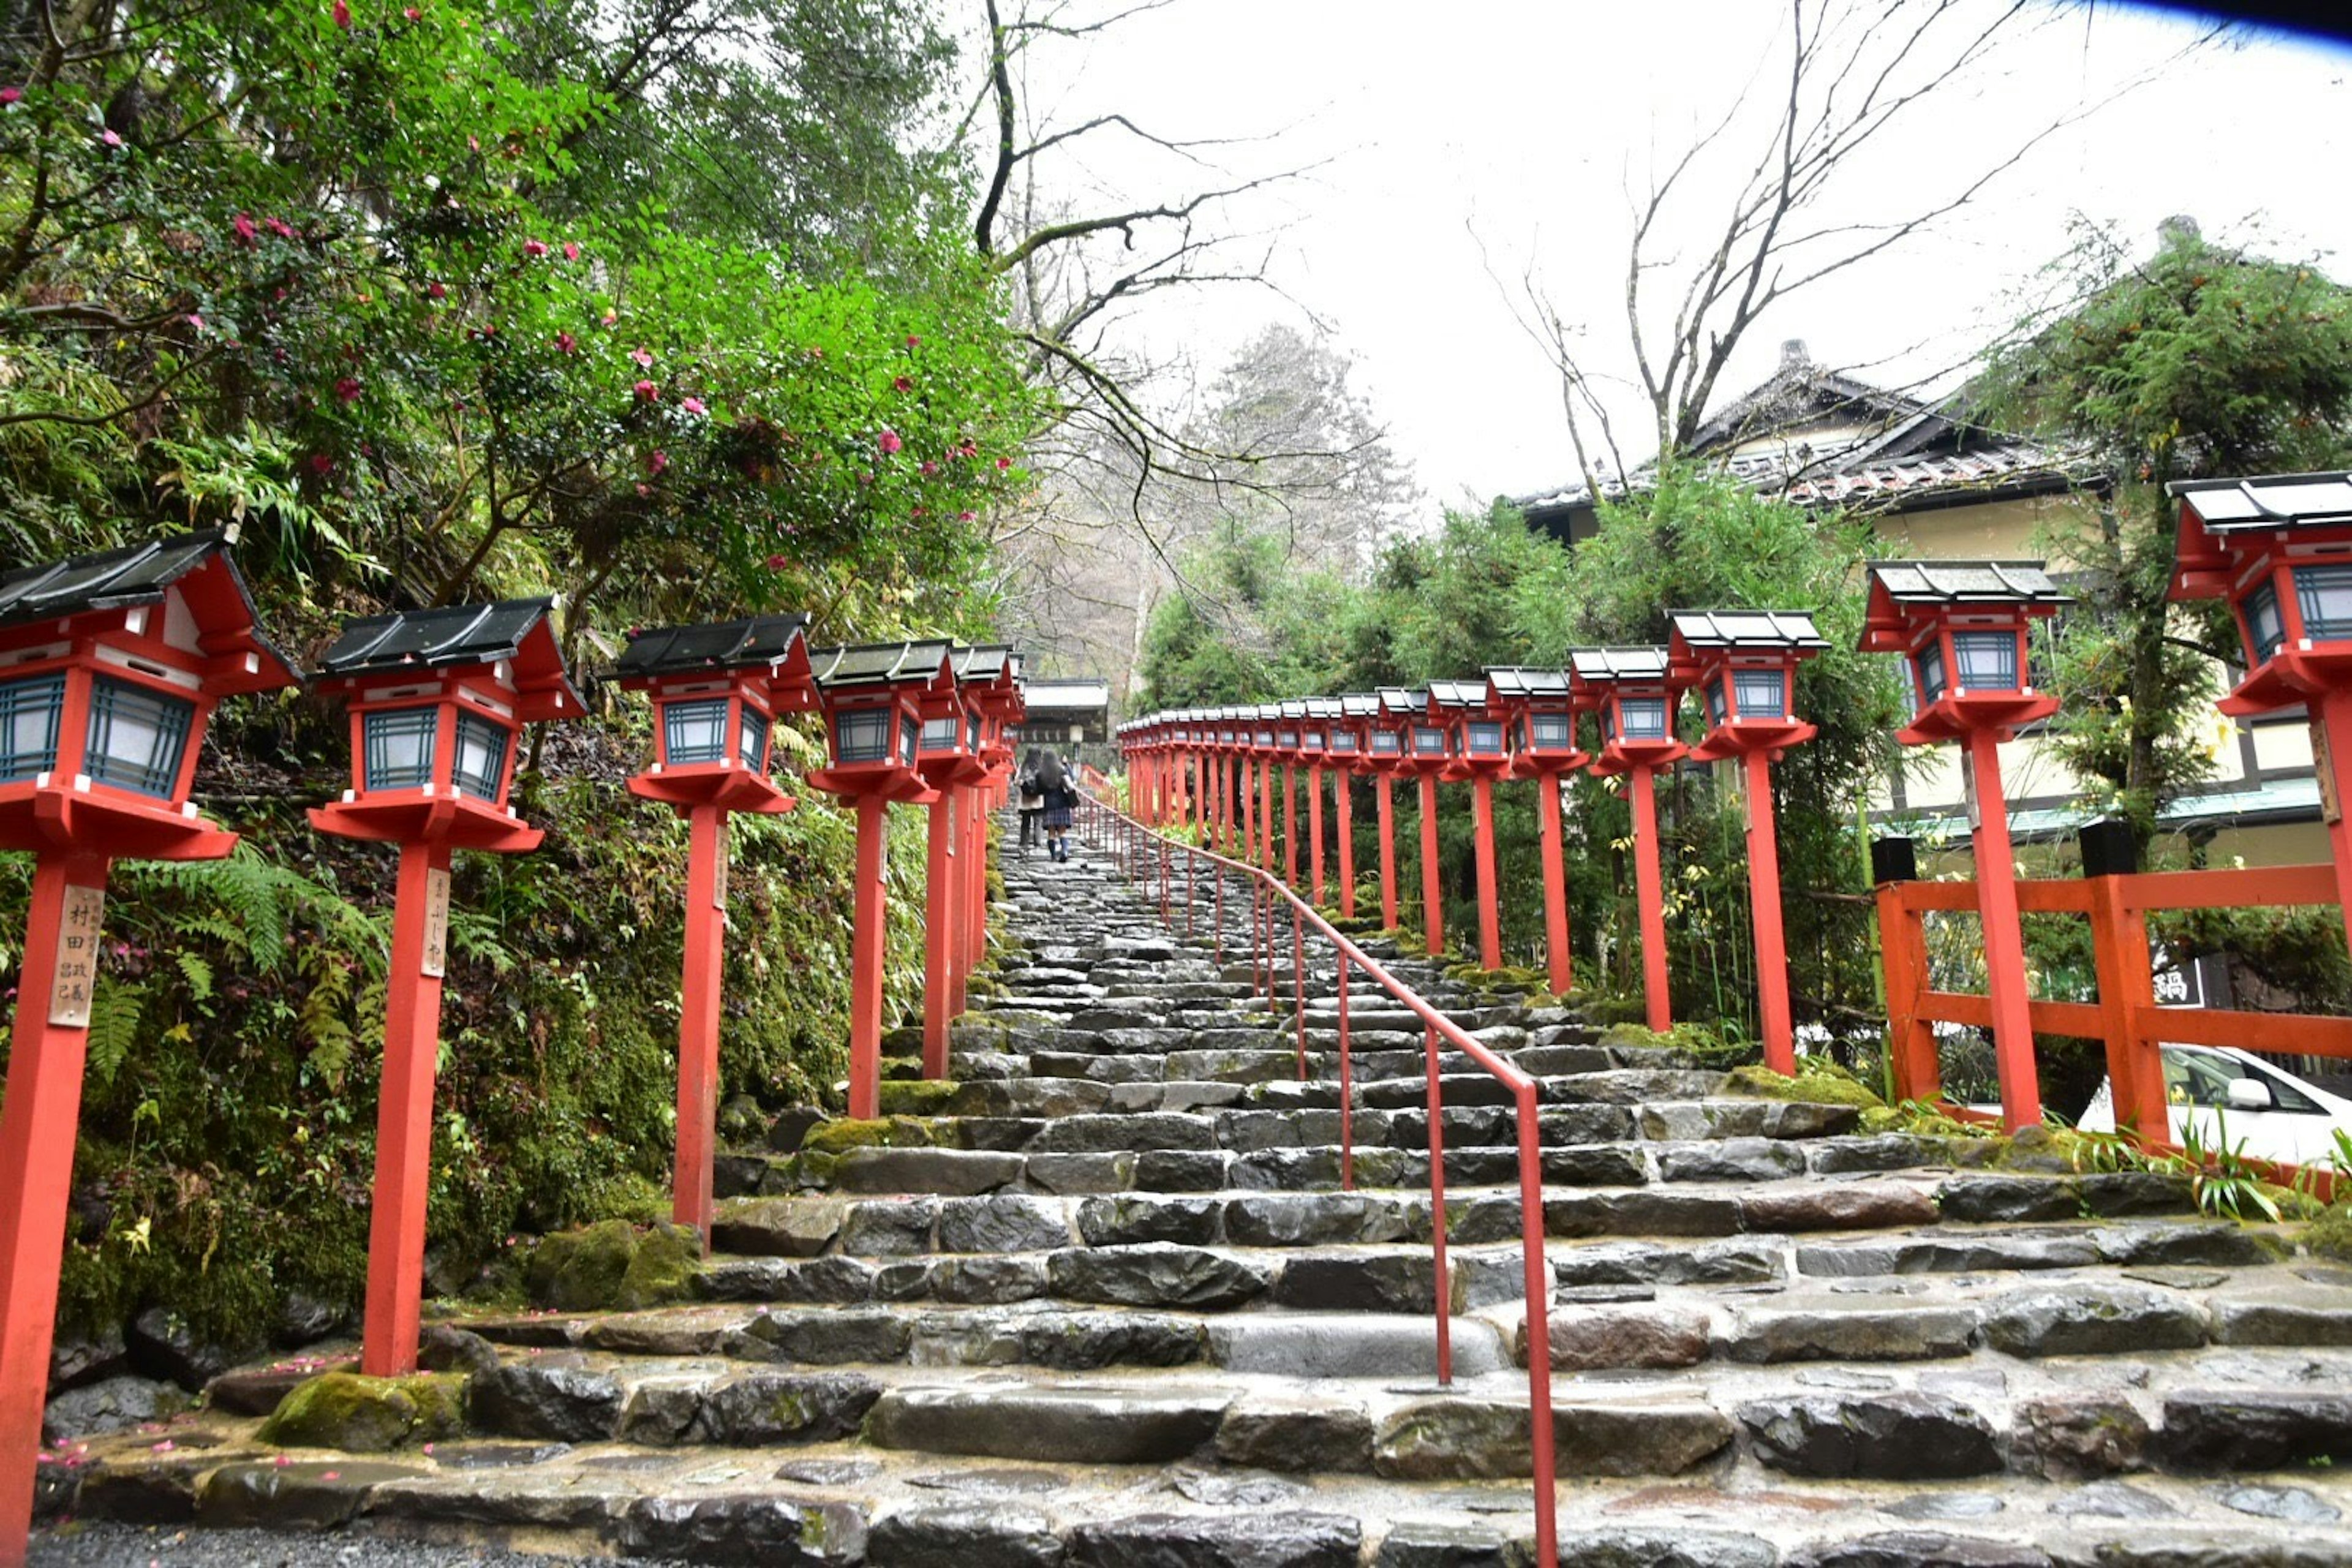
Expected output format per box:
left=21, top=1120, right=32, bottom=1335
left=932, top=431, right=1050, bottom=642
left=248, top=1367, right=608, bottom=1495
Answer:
left=1487, top=667, right=1585, bottom=995
left=920, top=646, right=1016, bottom=1078
left=1430, top=679, right=1508, bottom=969
left=309, top=599, right=581, bottom=1377
left=2169, top=472, right=2352, bottom=963
left=1671, top=611, right=1829, bottom=1074
left=1861, top=561, right=2069, bottom=1129
left=1572, top=647, right=1686, bottom=1030
left=617, top=613, right=813, bottom=1246
left=804, top=641, right=953, bottom=1120
left=0, top=534, right=293, bottom=1567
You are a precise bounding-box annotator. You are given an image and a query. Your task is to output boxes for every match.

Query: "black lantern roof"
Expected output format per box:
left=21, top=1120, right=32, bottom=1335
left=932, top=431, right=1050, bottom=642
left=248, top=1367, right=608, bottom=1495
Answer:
left=1340, top=693, right=1382, bottom=718
left=0, top=530, right=294, bottom=691
left=2168, top=470, right=2352, bottom=530
left=1278, top=698, right=1308, bottom=718
left=807, top=639, right=955, bottom=690
left=1485, top=666, right=1572, bottom=701
left=1864, top=561, right=2068, bottom=605
left=1426, top=678, right=1487, bottom=712
left=1303, top=697, right=1343, bottom=720
left=1569, top=647, right=1672, bottom=682
left=1375, top=687, right=1419, bottom=717
left=315, top=598, right=579, bottom=720
left=954, top=644, right=1017, bottom=683
left=1, top=531, right=245, bottom=628
left=1667, top=610, right=1828, bottom=650
left=322, top=598, right=556, bottom=674
left=616, top=612, right=810, bottom=677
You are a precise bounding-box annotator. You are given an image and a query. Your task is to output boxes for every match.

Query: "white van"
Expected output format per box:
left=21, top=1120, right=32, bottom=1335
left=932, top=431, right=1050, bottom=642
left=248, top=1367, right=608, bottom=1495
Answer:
left=2076, top=1044, right=2352, bottom=1166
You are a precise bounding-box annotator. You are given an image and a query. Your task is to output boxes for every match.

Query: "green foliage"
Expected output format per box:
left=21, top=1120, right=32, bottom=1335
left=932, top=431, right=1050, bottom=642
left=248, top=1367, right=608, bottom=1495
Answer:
left=258, top=1371, right=466, bottom=1453
left=1725, top=1055, right=1885, bottom=1109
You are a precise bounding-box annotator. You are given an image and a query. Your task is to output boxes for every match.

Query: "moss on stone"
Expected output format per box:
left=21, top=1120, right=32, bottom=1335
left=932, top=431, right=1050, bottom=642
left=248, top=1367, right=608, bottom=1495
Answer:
left=876, top=1079, right=962, bottom=1116
left=1442, top=960, right=1551, bottom=996
left=616, top=1223, right=704, bottom=1310
left=2304, top=1205, right=2352, bottom=1262
left=1725, top=1061, right=1884, bottom=1110
left=258, top=1371, right=467, bottom=1453
left=799, top=1115, right=939, bottom=1156
left=523, top=1219, right=637, bottom=1311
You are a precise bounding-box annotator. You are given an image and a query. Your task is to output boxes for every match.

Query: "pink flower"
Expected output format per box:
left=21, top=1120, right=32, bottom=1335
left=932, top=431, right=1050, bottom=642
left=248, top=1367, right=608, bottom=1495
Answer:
left=645, top=450, right=668, bottom=475
left=910, top=506, right=926, bottom=518
left=334, top=377, right=362, bottom=404
left=891, top=375, right=911, bottom=393
left=266, top=216, right=295, bottom=238
left=601, top=309, right=617, bottom=325
left=426, top=281, right=447, bottom=300
left=99, top=129, right=121, bottom=148
left=331, top=0, right=350, bottom=25
left=919, top=460, right=937, bottom=476
left=402, top=5, right=418, bottom=16
left=630, top=346, right=653, bottom=368
left=0, top=87, right=21, bottom=105
left=562, top=241, right=579, bottom=260
left=233, top=213, right=256, bottom=246
left=995, top=456, right=1012, bottom=470
left=680, top=396, right=706, bottom=415
left=958, top=510, right=975, bottom=522
left=634, top=482, right=650, bottom=497
left=904, top=334, right=921, bottom=349
left=877, top=429, right=902, bottom=456
left=766, top=553, right=788, bottom=570
left=273, top=1455, right=292, bottom=1468
left=185, top=314, right=204, bottom=331
left=309, top=453, right=334, bottom=475
left=468, top=135, right=480, bottom=151
left=151, top=1441, right=175, bottom=1454
left=805, top=346, right=824, bottom=359
left=522, top=238, right=548, bottom=259
left=554, top=331, right=576, bottom=354
left=633, top=379, right=657, bottom=401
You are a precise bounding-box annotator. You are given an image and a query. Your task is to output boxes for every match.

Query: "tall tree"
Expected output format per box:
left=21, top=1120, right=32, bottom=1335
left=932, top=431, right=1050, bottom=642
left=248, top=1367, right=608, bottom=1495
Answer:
left=1981, top=219, right=2352, bottom=845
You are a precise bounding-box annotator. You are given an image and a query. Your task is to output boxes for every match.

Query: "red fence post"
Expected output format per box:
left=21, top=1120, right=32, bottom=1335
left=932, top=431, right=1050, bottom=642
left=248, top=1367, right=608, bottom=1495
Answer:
left=1424, top=1020, right=1452, bottom=1384
left=2086, top=872, right=2168, bottom=1146
left=1876, top=882, right=1940, bottom=1104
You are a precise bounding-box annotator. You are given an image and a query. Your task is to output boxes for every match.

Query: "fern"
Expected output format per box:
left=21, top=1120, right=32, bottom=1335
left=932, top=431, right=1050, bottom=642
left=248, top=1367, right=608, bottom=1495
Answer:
left=174, top=952, right=214, bottom=1003
left=297, top=951, right=357, bottom=1088
left=84, top=978, right=146, bottom=1088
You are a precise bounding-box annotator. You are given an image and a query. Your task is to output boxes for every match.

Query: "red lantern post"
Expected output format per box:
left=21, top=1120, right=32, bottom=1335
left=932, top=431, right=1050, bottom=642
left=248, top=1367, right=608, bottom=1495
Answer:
left=1368, top=690, right=1417, bottom=930
left=1861, top=562, right=2070, bottom=1131
left=1572, top=648, right=1686, bottom=1031
left=1332, top=695, right=1380, bottom=921
left=0, top=536, right=294, bottom=1568
left=804, top=642, right=952, bottom=1120
left=1277, top=700, right=1305, bottom=888
left=1251, top=706, right=1280, bottom=870
left=1302, top=698, right=1340, bottom=905
left=960, top=651, right=1025, bottom=1017
left=1671, top=612, right=1829, bottom=1075
left=1389, top=687, right=1456, bottom=957
left=310, top=600, right=581, bottom=1376
left=618, top=615, right=815, bottom=1245
left=2169, top=473, right=2352, bottom=963
left=1488, top=668, right=1588, bottom=996
left=1432, top=679, right=1510, bottom=970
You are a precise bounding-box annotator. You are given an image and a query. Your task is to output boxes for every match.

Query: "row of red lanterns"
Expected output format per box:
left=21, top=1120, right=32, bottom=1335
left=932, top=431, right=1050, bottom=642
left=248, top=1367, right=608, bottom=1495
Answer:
left=1117, top=610, right=1830, bottom=1066
left=0, top=532, right=1022, bottom=1564
left=1123, top=477, right=2352, bottom=1148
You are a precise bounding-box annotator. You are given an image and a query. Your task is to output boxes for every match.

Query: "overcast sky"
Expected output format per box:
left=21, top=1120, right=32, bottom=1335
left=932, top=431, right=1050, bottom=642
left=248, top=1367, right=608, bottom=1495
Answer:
left=1009, top=2, right=2352, bottom=508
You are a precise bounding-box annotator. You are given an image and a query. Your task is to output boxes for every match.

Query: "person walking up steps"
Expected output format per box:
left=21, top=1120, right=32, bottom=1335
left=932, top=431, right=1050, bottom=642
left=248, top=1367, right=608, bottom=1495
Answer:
left=1036, top=750, right=1076, bottom=862
left=1017, top=748, right=1046, bottom=855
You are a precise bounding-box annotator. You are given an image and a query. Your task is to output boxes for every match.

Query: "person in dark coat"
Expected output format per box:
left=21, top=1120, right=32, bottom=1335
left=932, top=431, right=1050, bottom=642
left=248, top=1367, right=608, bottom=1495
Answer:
left=1036, top=750, right=1076, bottom=862
left=1017, top=747, right=1047, bottom=854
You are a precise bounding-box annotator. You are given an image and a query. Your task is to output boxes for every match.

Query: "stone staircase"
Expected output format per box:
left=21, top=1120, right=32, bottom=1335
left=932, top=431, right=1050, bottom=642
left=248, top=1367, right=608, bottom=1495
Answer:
left=36, top=817, right=2352, bottom=1566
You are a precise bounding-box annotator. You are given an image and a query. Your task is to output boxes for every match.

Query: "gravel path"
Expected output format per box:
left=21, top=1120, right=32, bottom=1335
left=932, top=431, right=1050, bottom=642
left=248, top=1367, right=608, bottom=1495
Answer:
left=32, top=1523, right=678, bottom=1567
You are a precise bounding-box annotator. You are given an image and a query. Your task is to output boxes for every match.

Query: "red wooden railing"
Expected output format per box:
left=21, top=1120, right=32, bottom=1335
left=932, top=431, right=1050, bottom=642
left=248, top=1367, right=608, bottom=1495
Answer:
left=1074, top=788, right=1559, bottom=1568
left=1879, top=859, right=2352, bottom=1156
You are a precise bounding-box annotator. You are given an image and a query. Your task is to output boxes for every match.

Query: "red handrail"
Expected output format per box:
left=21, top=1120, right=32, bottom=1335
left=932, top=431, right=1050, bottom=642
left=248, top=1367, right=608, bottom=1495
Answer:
left=1074, top=788, right=1559, bottom=1568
